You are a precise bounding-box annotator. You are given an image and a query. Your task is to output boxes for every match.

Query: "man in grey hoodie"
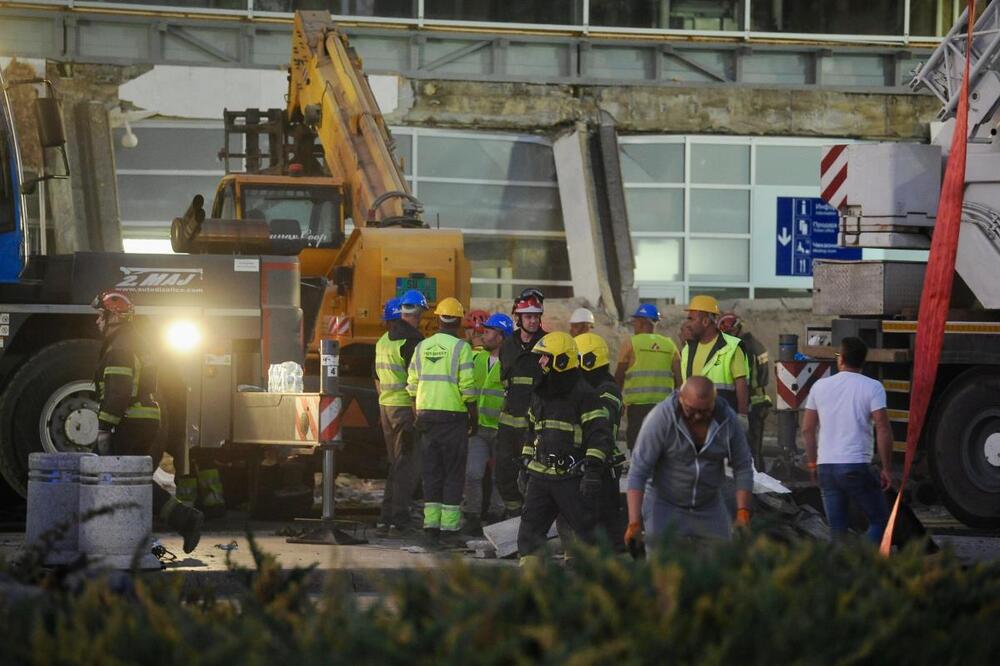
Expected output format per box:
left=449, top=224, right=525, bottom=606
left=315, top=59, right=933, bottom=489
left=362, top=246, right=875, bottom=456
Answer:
left=624, top=376, right=754, bottom=546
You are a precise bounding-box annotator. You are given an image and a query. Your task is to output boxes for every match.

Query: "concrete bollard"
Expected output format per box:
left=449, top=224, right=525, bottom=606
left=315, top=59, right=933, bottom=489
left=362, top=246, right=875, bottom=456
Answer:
left=78, top=456, right=160, bottom=570
left=25, top=452, right=96, bottom=565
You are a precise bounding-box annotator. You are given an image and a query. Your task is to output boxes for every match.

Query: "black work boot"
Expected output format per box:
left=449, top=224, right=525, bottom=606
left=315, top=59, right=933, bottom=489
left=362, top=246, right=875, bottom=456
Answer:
left=421, top=527, right=441, bottom=551
left=461, top=513, right=483, bottom=537
left=161, top=498, right=204, bottom=554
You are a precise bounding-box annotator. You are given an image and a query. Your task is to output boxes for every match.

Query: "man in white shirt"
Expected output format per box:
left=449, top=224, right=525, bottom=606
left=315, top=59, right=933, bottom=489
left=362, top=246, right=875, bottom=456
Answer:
left=802, top=336, right=893, bottom=543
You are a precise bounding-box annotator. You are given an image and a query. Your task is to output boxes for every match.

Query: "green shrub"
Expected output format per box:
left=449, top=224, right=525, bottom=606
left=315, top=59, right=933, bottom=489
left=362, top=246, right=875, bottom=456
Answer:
left=1, top=534, right=997, bottom=665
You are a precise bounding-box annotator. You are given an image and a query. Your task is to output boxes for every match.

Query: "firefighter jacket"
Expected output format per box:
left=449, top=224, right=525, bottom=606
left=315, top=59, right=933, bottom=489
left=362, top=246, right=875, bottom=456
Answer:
left=96, top=322, right=160, bottom=431
left=680, top=332, right=744, bottom=410
left=520, top=370, right=614, bottom=477
left=473, top=350, right=504, bottom=430
left=406, top=332, right=476, bottom=413
left=586, top=369, right=626, bottom=473
left=375, top=320, right=422, bottom=407
left=622, top=333, right=677, bottom=406
left=498, top=327, right=546, bottom=429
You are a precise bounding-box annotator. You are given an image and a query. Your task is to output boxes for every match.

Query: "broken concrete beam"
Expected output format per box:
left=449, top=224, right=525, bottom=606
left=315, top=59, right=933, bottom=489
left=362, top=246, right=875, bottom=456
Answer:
left=483, top=516, right=558, bottom=559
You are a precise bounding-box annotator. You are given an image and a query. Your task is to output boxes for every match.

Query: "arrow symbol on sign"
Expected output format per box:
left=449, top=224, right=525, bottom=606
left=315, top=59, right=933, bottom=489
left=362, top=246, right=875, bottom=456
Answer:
left=778, top=228, right=792, bottom=246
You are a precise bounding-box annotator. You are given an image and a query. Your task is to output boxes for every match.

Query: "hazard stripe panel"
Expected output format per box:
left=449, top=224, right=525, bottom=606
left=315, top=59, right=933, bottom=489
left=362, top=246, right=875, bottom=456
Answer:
left=882, top=320, right=1000, bottom=335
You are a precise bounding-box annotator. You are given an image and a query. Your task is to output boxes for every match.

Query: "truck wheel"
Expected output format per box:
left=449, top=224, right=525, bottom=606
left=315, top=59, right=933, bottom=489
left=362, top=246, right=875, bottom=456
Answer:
left=0, top=339, right=103, bottom=497
left=928, top=369, right=1000, bottom=528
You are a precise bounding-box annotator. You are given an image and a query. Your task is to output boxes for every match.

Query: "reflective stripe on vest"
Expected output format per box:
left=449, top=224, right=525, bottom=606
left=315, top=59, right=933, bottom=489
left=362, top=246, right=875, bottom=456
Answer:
left=408, top=333, right=475, bottom=413
left=474, top=351, right=505, bottom=430
left=681, top=332, right=743, bottom=408
left=375, top=333, right=413, bottom=407
left=623, top=333, right=677, bottom=406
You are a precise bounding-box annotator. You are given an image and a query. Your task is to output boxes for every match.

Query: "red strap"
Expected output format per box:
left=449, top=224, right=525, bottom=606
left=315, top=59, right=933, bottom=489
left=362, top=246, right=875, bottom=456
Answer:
left=881, top=0, right=975, bottom=556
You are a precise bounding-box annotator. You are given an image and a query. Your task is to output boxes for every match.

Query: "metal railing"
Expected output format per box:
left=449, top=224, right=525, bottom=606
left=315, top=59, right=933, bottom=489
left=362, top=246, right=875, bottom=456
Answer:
left=23, top=0, right=960, bottom=46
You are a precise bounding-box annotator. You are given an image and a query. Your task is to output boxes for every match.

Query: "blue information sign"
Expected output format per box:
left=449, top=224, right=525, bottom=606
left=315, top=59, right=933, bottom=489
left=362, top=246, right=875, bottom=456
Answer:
left=775, top=197, right=861, bottom=277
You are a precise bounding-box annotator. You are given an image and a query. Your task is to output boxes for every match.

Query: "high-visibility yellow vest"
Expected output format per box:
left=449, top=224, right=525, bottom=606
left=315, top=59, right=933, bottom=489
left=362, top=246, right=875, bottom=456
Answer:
left=406, top=333, right=476, bottom=413
left=681, top=332, right=743, bottom=408
left=375, top=332, right=413, bottom=407
left=622, top=333, right=677, bottom=406
left=474, top=350, right=504, bottom=429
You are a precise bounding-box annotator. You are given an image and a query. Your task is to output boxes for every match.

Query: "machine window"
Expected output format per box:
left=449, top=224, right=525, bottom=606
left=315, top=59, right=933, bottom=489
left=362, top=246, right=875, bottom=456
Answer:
left=242, top=185, right=343, bottom=249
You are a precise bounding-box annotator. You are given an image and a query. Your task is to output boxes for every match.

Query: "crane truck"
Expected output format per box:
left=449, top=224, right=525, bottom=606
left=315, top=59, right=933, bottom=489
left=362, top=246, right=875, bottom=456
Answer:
left=173, top=12, right=470, bottom=465
left=0, top=11, right=465, bottom=498
left=810, top=4, right=1000, bottom=527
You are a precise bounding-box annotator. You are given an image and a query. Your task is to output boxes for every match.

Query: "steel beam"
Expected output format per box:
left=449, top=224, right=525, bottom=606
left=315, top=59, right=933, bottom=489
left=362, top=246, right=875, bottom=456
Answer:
left=0, top=6, right=934, bottom=93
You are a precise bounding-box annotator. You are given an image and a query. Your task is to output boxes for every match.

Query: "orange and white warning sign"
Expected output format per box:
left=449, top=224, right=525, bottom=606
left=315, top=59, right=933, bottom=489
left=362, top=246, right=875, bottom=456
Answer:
left=775, top=360, right=833, bottom=410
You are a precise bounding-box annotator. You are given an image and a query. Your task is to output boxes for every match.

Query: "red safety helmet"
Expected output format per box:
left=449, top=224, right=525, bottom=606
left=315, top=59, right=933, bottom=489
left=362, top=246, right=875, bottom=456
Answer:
left=91, top=289, right=135, bottom=318
left=513, top=287, right=544, bottom=315
left=463, top=309, right=489, bottom=334
left=718, top=312, right=742, bottom=336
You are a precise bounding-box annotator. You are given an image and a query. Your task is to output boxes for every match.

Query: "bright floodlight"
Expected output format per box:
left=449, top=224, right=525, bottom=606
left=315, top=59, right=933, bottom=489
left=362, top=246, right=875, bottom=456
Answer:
left=165, top=320, right=201, bottom=352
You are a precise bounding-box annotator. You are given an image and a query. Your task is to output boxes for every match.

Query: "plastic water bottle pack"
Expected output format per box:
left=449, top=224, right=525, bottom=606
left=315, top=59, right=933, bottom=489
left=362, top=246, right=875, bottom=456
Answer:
left=268, top=361, right=304, bottom=393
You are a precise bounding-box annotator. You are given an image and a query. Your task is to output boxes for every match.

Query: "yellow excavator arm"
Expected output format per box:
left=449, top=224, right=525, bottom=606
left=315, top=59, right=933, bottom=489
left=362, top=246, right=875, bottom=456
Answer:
left=287, top=11, right=416, bottom=228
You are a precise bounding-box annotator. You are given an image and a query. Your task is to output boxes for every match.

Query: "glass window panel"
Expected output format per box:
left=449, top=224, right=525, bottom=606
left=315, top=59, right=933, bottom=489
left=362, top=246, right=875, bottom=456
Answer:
left=688, top=286, right=750, bottom=301
left=625, top=189, right=684, bottom=232
left=507, top=44, right=570, bottom=78
left=619, top=143, right=684, bottom=183
left=691, top=143, right=749, bottom=184
left=689, top=189, right=749, bottom=233
left=633, top=237, right=683, bottom=282
left=424, top=0, right=581, bottom=25
left=688, top=238, right=749, bottom=282
left=352, top=35, right=410, bottom=71
left=114, top=127, right=223, bottom=171
left=253, top=1, right=415, bottom=18
left=910, top=0, right=987, bottom=36
left=750, top=0, right=904, bottom=35
left=419, top=182, right=563, bottom=232
left=755, top=145, right=821, bottom=186
left=590, top=0, right=742, bottom=30
left=464, top=236, right=571, bottom=282
left=418, top=136, right=556, bottom=182
left=118, top=174, right=220, bottom=224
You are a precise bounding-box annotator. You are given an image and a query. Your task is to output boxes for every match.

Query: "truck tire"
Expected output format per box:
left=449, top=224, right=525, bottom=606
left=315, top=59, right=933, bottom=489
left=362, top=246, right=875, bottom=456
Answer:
left=927, top=369, right=1000, bottom=528
left=0, top=339, right=103, bottom=497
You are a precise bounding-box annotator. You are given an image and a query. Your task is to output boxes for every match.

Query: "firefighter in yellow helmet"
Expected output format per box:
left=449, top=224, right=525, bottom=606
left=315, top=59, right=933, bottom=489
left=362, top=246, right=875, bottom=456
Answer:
left=576, top=332, right=627, bottom=547
left=407, top=296, right=477, bottom=547
left=680, top=295, right=750, bottom=432
left=516, top=332, right=614, bottom=560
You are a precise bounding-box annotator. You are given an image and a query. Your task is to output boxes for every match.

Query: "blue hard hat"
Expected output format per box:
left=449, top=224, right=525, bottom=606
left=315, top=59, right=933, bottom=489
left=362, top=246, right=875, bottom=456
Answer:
left=632, top=303, right=661, bottom=322
left=399, top=289, right=428, bottom=310
left=483, top=312, right=515, bottom=337
left=382, top=297, right=402, bottom=321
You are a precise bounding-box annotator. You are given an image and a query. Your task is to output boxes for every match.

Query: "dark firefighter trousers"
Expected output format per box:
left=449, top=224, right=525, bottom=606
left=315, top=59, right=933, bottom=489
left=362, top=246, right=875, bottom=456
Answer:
left=109, top=418, right=170, bottom=514
left=379, top=405, right=422, bottom=528
left=419, top=413, right=468, bottom=532
left=495, top=422, right=526, bottom=512
left=517, top=474, right=598, bottom=557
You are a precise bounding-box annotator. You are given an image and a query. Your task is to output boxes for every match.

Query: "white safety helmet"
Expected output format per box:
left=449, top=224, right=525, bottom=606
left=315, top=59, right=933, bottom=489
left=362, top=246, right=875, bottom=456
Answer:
left=569, top=308, right=595, bottom=325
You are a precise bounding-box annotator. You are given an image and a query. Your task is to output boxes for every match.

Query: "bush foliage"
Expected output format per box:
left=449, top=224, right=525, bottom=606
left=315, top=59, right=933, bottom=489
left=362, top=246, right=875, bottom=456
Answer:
left=1, top=534, right=998, bottom=665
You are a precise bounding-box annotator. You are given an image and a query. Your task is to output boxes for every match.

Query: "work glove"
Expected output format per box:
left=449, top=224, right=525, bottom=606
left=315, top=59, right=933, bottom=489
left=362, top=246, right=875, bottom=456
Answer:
left=96, top=431, right=112, bottom=455
left=579, top=466, right=603, bottom=499
left=624, top=521, right=643, bottom=550
left=735, top=507, right=752, bottom=529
